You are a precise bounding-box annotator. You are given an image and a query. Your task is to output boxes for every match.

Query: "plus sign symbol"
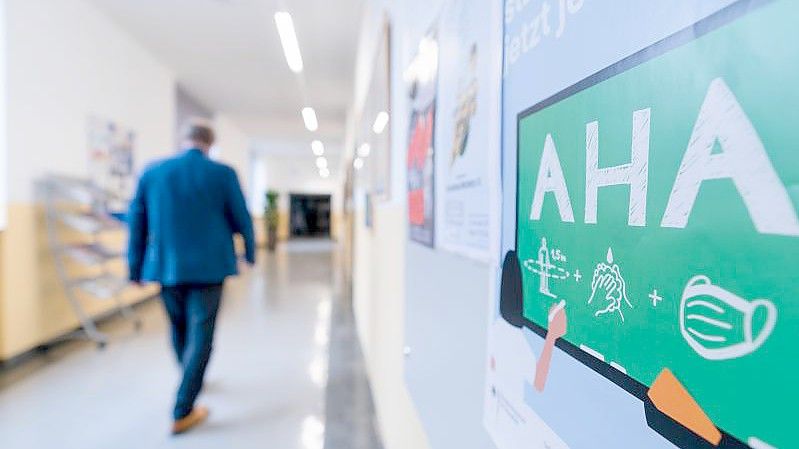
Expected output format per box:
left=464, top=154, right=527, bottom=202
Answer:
left=648, top=289, right=663, bottom=307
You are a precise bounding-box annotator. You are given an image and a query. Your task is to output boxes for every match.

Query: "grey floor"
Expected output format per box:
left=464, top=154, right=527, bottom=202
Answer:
left=0, top=240, right=382, bottom=449
left=324, top=280, right=383, bottom=449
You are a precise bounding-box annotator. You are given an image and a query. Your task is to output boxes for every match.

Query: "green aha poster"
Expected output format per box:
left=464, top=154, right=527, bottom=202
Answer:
left=515, top=1, right=797, bottom=447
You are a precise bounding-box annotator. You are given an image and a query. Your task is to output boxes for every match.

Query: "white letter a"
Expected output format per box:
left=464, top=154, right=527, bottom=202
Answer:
left=661, top=78, right=799, bottom=236
left=530, top=134, right=575, bottom=222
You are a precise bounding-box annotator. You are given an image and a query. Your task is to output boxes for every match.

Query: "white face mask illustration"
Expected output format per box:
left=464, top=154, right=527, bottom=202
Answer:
left=679, top=275, right=777, bottom=361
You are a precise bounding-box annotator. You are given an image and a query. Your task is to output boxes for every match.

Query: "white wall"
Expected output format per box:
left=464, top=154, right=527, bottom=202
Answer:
left=254, top=139, right=342, bottom=214
left=0, top=0, right=178, bottom=359
left=0, top=0, right=6, bottom=229
left=249, top=146, right=342, bottom=240
left=212, top=114, right=254, bottom=209
left=346, top=1, right=445, bottom=449
left=348, top=1, right=499, bottom=449
left=5, top=0, right=176, bottom=202
left=3, top=0, right=256, bottom=208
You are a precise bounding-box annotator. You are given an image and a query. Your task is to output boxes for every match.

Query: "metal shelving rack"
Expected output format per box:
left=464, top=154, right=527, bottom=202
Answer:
left=38, top=175, right=141, bottom=348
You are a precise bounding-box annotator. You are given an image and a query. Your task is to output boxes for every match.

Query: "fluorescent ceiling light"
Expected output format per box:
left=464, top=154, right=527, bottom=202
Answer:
left=316, top=156, right=328, bottom=169
left=311, top=140, right=324, bottom=156
left=302, top=107, right=318, bottom=131
left=353, top=157, right=364, bottom=170
left=372, top=111, right=389, bottom=134
left=274, top=12, right=304, bottom=73
left=357, top=143, right=371, bottom=158
left=319, top=167, right=330, bottom=178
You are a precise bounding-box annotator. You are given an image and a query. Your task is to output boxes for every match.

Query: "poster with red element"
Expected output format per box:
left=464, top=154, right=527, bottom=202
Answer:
left=406, top=32, right=439, bottom=247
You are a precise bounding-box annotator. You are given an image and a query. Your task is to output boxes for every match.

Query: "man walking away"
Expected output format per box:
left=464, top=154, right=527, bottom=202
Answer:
left=127, top=121, right=255, bottom=434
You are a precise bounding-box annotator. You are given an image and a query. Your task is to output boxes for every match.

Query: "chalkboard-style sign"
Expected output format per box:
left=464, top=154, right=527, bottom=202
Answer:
left=501, top=1, right=796, bottom=448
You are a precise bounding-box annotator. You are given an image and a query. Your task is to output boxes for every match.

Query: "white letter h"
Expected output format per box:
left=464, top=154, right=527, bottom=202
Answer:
left=585, top=108, right=650, bottom=226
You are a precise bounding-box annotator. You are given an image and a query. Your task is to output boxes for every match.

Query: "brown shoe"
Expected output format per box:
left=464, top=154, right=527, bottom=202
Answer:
left=171, top=406, right=210, bottom=435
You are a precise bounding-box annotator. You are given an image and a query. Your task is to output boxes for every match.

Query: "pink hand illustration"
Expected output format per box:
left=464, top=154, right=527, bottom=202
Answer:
left=535, top=302, right=567, bottom=392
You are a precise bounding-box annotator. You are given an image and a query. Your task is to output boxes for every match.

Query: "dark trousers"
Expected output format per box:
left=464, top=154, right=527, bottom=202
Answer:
left=160, top=283, right=223, bottom=420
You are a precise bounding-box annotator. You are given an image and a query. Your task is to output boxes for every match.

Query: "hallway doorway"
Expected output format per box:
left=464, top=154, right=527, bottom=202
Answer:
left=289, top=194, right=332, bottom=238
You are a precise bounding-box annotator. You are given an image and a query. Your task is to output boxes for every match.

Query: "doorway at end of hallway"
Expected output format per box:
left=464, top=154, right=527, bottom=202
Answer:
left=290, top=194, right=331, bottom=238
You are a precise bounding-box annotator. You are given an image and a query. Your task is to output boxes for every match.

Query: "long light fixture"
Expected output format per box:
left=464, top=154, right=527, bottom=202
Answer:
left=311, top=140, right=324, bottom=156
left=302, top=107, right=318, bottom=132
left=372, top=111, right=389, bottom=134
left=274, top=12, right=304, bottom=73
left=316, top=156, right=328, bottom=169
left=357, top=143, right=371, bottom=158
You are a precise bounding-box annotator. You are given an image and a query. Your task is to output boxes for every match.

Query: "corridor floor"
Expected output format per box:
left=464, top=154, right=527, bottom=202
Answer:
left=0, top=240, right=381, bottom=449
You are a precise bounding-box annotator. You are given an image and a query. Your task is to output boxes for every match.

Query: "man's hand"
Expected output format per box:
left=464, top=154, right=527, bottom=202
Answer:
left=238, top=259, right=254, bottom=274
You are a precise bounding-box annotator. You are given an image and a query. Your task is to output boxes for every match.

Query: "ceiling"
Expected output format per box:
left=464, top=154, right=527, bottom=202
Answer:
left=90, top=0, right=364, bottom=147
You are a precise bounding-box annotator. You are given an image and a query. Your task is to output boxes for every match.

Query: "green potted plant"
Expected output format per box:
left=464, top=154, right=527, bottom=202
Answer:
left=264, top=190, right=279, bottom=252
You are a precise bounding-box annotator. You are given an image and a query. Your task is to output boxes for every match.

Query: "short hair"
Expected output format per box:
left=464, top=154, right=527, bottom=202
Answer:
left=182, top=119, right=215, bottom=146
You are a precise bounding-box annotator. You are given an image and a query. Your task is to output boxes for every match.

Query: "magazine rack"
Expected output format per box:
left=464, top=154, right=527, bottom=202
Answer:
left=38, top=175, right=141, bottom=348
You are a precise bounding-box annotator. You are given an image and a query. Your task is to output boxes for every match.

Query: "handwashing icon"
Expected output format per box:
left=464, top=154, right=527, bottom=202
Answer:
left=679, top=275, right=777, bottom=361
left=588, top=247, right=632, bottom=323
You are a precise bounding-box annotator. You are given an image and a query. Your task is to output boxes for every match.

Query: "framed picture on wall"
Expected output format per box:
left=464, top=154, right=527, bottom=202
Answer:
left=405, top=28, right=439, bottom=248
left=87, top=115, right=136, bottom=214
left=355, top=18, right=392, bottom=201
left=434, top=0, right=501, bottom=262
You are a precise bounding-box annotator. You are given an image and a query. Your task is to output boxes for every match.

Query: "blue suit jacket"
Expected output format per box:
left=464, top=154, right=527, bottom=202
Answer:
left=127, top=149, right=255, bottom=285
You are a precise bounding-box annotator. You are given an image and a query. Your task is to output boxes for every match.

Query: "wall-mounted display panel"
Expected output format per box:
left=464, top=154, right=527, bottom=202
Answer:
left=486, top=1, right=796, bottom=449
left=434, top=0, right=502, bottom=262
left=352, top=19, right=392, bottom=204
left=87, top=116, right=136, bottom=213
left=406, top=29, right=439, bottom=247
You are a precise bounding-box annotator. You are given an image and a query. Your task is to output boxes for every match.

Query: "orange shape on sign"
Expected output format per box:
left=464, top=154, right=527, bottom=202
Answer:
left=647, top=368, right=722, bottom=446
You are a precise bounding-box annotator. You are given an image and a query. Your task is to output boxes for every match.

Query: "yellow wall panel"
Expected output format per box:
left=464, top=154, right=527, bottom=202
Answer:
left=0, top=203, right=157, bottom=360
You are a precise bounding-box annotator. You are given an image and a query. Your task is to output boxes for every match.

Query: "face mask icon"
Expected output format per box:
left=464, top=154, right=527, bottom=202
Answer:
left=680, top=275, right=777, bottom=361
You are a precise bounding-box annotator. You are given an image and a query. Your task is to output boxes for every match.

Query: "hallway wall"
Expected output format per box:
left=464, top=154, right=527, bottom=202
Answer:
left=348, top=3, right=433, bottom=448
left=0, top=0, right=176, bottom=359
left=5, top=0, right=176, bottom=203
left=212, top=114, right=253, bottom=206
left=0, top=1, right=6, bottom=231
left=348, top=1, right=499, bottom=448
